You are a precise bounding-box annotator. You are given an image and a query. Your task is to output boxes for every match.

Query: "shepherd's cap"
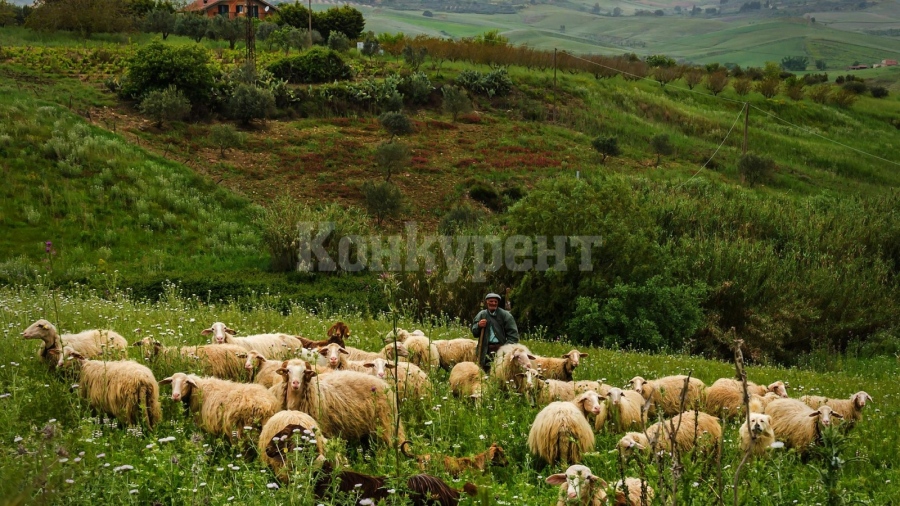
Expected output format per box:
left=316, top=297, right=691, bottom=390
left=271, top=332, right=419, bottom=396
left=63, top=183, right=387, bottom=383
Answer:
left=484, top=293, right=501, bottom=301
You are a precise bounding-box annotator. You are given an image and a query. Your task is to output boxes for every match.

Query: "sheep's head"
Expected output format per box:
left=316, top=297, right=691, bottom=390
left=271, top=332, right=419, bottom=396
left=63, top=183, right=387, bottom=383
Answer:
left=563, top=349, right=587, bottom=369
left=363, top=358, right=395, bottom=379
left=201, top=322, right=236, bottom=344
left=851, top=391, right=873, bottom=410
left=277, top=360, right=316, bottom=392
left=57, top=347, right=86, bottom=369
left=810, top=405, right=842, bottom=428
left=22, top=319, right=57, bottom=342
left=514, top=368, right=542, bottom=392
left=243, top=350, right=267, bottom=371
left=510, top=349, right=536, bottom=371
left=327, top=322, right=351, bottom=341
left=575, top=391, right=603, bottom=416
left=629, top=376, right=650, bottom=397
left=487, top=443, right=508, bottom=467
left=159, top=372, right=198, bottom=402
left=318, top=343, right=349, bottom=369
left=767, top=381, right=788, bottom=398
left=385, top=329, right=410, bottom=343
left=410, top=330, right=426, bottom=336
left=607, top=387, right=626, bottom=406
left=617, top=434, right=648, bottom=458
left=382, top=342, right=409, bottom=359
left=131, top=338, right=163, bottom=359
left=747, top=412, right=772, bottom=436
left=545, top=464, right=607, bottom=502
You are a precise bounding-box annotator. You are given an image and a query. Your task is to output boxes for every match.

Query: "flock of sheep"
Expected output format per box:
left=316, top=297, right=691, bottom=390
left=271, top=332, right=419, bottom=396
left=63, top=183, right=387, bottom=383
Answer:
left=20, top=318, right=873, bottom=505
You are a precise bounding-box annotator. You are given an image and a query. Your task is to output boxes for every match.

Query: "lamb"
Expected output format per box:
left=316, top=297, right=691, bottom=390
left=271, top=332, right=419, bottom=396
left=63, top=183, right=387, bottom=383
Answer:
left=531, top=349, right=587, bottom=381
left=344, top=342, right=409, bottom=363
left=400, top=441, right=508, bottom=476
left=60, top=350, right=162, bottom=428
left=617, top=411, right=722, bottom=459
left=527, top=391, right=603, bottom=465
left=491, top=343, right=536, bottom=390
left=739, top=412, right=776, bottom=457
left=800, top=391, right=872, bottom=429
left=313, top=460, right=477, bottom=506
left=386, top=329, right=440, bottom=370
left=545, top=465, right=655, bottom=506
left=271, top=360, right=405, bottom=445
left=159, top=372, right=280, bottom=443
left=201, top=322, right=303, bottom=359
left=133, top=338, right=248, bottom=381
left=704, top=378, right=788, bottom=419
left=450, top=361, right=484, bottom=398
left=432, top=338, right=478, bottom=370
left=258, top=410, right=327, bottom=482
left=360, top=357, right=432, bottom=401
left=23, top=319, right=127, bottom=369
left=765, top=398, right=842, bottom=452
left=595, top=387, right=646, bottom=433
left=630, top=375, right=706, bottom=417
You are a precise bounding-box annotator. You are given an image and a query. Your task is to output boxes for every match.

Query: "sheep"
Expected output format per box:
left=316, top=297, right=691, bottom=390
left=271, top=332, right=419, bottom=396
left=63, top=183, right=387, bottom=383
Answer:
left=595, top=387, right=646, bottom=433
left=344, top=342, right=409, bottom=363
left=400, top=441, right=508, bottom=477
left=318, top=343, right=351, bottom=370
left=739, top=412, right=776, bottom=458
left=450, top=362, right=483, bottom=398
left=704, top=378, right=788, bottom=419
left=23, top=319, right=127, bottom=369
left=516, top=369, right=611, bottom=406
left=132, top=338, right=248, bottom=381
left=630, top=375, right=706, bottom=417
left=527, top=391, right=603, bottom=465
left=60, top=350, right=162, bottom=428
left=800, top=391, right=872, bottom=429
left=387, top=329, right=440, bottom=370
left=765, top=398, right=842, bottom=452
left=749, top=392, right=782, bottom=414
left=294, top=321, right=350, bottom=350
left=201, top=322, right=304, bottom=359
left=545, top=465, right=656, bottom=506
left=491, top=343, right=536, bottom=390
left=313, top=460, right=477, bottom=506
left=258, top=410, right=327, bottom=482
left=432, top=338, right=478, bottom=370
left=271, top=360, right=405, bottom=446
left=159, top=372, right=279, bottom=443
left=241, top=350, right=287, bottom=388
left=617, top=411, right=722, bottom=459
left=359, top=357, right=432, bottom=401
left=531, top=349, right=587, bottom=382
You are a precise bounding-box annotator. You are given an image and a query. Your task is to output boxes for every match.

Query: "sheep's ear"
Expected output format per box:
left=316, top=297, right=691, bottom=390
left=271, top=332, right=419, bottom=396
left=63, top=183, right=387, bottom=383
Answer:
left=303, top=369, right=317, bottom=379
left=254, top=355, right=266, bottom=366
left=200, top=329, right=213, bottom=336
left=363, top=362, right=375, bottom=368
left=318, top=348, right=328, bottom=356
left=832, top=412, right=844, bottom=419
left=526, top=354, right=537, bottom=360
left=186, top=377, right=198, bottom=387
left=225, top=327, right=236, bottom=335
left=545, top=473, right=567, bottom=485
left=579, top=353, right=588, bottom=358
left=69, top=351, right=85, bottom=361
left=131, top=340, right=144, bottom=347
left=339, top=348, right=349, bottom=355
left=235, top=352, right=247, bottom=358
left=515, top=373, right=525, bottom=379
left=384, top=362, right=395, bottom=369
left=159, top=377, right=173, bottom=385
left=808, top=411, right=820, bottom=418
left=276, top=368, right=288, bottom=377
left=596, top=478, right=608, bottom=488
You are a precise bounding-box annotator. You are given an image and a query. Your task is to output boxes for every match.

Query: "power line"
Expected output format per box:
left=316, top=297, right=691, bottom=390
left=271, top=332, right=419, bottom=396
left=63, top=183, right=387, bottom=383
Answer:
left=676, top=106, right=746, bottom=189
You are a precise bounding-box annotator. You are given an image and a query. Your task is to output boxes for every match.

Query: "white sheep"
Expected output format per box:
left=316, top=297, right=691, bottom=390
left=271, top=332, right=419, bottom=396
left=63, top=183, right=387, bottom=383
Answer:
left=23, top=319, right=127, bottom=369
left=241, top=350, right=287, bottom=388
left=344, top=342, right=409, bottom=363
left=201, top=322, right=304, bottom=359
left=258, top=410, right=327, bottom=482
left=749, top=392, right=782, bottom=414
left=527, top=391, right=603, bottom=465
left=531, top=349, right=587, bottom=382
left=612, top=478, right=656, bottom=506
left=545, top=464, right=608, bottom=506
left=799, top=391, right=872, bottom=429
left=160, top=372, right=280, bottom=443
left=739, top=412, right=776, bottom=457
left=318, top=343, right=351, bottom=370
left=516, top=369, right=611, bottom=406
left=630, top=375, right=706, bottom=417
left=61, top=350, right=161, bottom=428
left=449, top=361, right=484, bottom=399
left=386, top=329, right=440, bottom=370
left=765, top=398, right=842, bottom=452
left=704, top=378, right=788, bottom=419
left=358, top=357, right=432, bottom=402
left=491, top=343, right=536, bottom=390
left=133, top=338, right=248, bottom=382
left=271, top=360, right=406, bottom=446
left=617, top=410, right=721, bottom=459
left=595, top=387, right=646, bottom=433
left=432, top=338, right=478, bottom=370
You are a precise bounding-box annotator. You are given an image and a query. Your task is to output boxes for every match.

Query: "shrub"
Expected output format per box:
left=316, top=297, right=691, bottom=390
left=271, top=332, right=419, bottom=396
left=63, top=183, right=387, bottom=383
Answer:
left=808, top=84, right=831, bottom=104
left=755, top=77, right=780, bottom=98
left=142, top=8, right=175, bottom=39
left=378, top=111, right=414, bottom=140
left=361, top=31, right=380, bottom=56
left=256, top=21, right=278, bottom=43
left=210, top=14, right=244, bottom=50
left=208, top=124, right=246, bottom=157
left=362, top=181, right=403, bottom=226
left=398, top=72, right=432, bottom=105
left=870, top=86, right=889, bottom=99
left=842, top=80, right=867, bottom=94
left=439, top=204, right=481, bottom=234
left=442, top=85, right=472, bottom=121
left=705, top=70, right=729, bottom=95
left=454, top=68, right=513, bottom=97
left=174, top=13, right=210, bottom=42
left=226, top=84, right=275, bottom=125
left=139, top=86, right=191, bottom=127
left=591, top=136, right=621, bottom=163
left=120, top=41, right=216, bottom=107
left=266, top=47, right=352, bottom=84
left=468, top=182, right=501, bottom=211
left=830, top=88, right=858, bottom=108
left=733, top=77, right=752, bottom=96
left=374, top=141, right=409, bottom=182
left=738, top=152, right=775, bottom=186
left=402, top=45, right=427, bottom=71
left=783, top=76, right=805, bottom=101
left=650, top=134, right=674, bottom=166
left=327, top=31, right=350, bottom=52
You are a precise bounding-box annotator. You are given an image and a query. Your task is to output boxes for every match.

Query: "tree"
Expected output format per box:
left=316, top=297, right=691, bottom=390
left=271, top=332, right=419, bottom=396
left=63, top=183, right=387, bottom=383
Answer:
left=142, top=8, right=175, bottom=39
left=737, top=153, right=774, bottom=186
left=808, top=84, right=831, bottom=104
left=317, top=5, right=365, bottom=40
left=174, top=13, right=211, bottom=43
left=210, top=14, right=244, bottom=50
left=208, top=124, right=246, bottom=158
left=139, top=86, right=191, bottom=128
left=226, top=84, right=276, bottom=125
left=683, top=67, right=704, bottom=89
left=783, top=76, right=804, bottom=101
left=378, top=111, right=413, bottom=140
left=26, top=0, right=132, bottom=37
left=362, top=181, right=403, bottom=226
left=374, top=141, right=409, bottom=183
left=0, top=0, right=17, bottom=26
left=612, top=6, right=622, bottom=16
left=402, top=45, right=427, bottom=72
left=361, top=31, right=380, bottom=57
left=591, top=136, right=620, bottom=163
left=327, top=31, right=350, bottom=52
left=755, top=77, right=780, bottom=99
left=473, top=29, right=508, bottom=46
left=441, top=85, right=473, bottom=121
left=120, top=41, right=216, bottom=107
left=256, top=21, right=278, bottom=48
left=705, top=70, right=729, bottom=96
left=650, top=134, right=674, bottom=167
left=733, top=77, right=752, bottom=96
left=780, top=55, right=808, bottom=71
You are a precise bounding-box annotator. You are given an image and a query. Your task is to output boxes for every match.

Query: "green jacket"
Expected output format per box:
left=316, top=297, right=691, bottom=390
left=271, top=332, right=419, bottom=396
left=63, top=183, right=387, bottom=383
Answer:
left=471, top=308, right=519, bottom=367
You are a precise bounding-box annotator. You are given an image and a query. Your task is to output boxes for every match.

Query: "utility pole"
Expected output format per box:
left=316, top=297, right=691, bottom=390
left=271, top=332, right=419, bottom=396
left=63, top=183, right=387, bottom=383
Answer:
left=245, top=0, right=255, bottom=65
left=308, top=0, right=313, bottom=48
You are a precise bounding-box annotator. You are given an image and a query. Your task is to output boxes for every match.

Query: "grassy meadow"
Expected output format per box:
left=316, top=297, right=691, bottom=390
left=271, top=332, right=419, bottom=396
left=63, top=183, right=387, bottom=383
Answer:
left=1, top=285, right=899, bottom=504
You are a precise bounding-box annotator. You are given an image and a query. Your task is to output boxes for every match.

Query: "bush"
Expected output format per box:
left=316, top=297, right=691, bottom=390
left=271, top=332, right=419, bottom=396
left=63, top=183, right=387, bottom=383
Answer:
left=174, top=13, right=210, bottom=42
left=139, top=86, right=191, bottom=127
left=120, top=41, right=217, bottom=107
left=374, top=141, right=409, bottom=182
left=266, top=47, right=352, bottom=84
left=398, top=72, right=432, bottom=105
left=208, top=124, right=246, bottom=157
left=783, top=76, right=805, bottom=101
left=591, top=136, right=620, bottom=163
left=442, top=85, right=473, bottom=121
left=378, top=111, right=414, bottom=139
left=316, top=5, right=365, bottom=40
left=327, top=31, right=350, bottom=52
left=439, top=204, right=482, bottom=234
left=226, top=84, right=275, bottom=125
left=454, top=68, right=513, bottom=97
left=808, top=84, right=831, bottom=104
left=142, top=8, right=175, bottom=39
left=362, top=181, right=403, bottom=226
left=402, top=45, right=427, bottom=71
left=830, top=88, right=858, bottom=108
left=738, top=152, right=775, bottom=186
left=733, top=77, right=752, bottom=96
left=870, top=86, right=889, bottom=99
left=755, top=77, right=780, bottom=99
left=361, top=31, right=380, bottom=56
left=468, top=182, right=501, bottom=211
left=650, top=134, right=674, bottom=166
left=842, top=80, right=867, bottom=94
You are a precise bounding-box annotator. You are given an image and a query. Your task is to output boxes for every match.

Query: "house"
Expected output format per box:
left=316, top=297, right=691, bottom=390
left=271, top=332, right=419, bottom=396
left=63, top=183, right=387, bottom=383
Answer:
left=883, top=59, right=898, bottom=66
left=847, top=64, right=869, bottom=70
left=184, top=0, right=278, bottom=20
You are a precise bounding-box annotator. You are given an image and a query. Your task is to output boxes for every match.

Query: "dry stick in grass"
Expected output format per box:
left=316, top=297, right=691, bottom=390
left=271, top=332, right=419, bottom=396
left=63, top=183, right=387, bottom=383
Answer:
left=666, top=371, right=694, bottom=505
left=732, top=337, right=756, bottom=506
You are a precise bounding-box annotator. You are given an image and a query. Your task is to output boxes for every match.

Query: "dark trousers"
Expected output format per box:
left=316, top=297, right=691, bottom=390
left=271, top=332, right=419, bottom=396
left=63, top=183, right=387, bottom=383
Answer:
left=480, top=343, right=502, bottom=373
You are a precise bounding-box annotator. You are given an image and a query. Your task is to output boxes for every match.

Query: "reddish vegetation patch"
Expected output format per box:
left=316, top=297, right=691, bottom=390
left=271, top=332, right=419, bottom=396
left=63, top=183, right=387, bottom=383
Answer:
left=454, top=158, right=480, bottom=168
left=490, top=154, right=561, bottom=170
left=497, top=146, right=531, bottom=154
left=411, top=156, right=429, bottom=166
left=457, top=113, right=482, bottom=124
left=328, top=118, right=352, bottom=127
left=425, top=119, right=458, bottom=130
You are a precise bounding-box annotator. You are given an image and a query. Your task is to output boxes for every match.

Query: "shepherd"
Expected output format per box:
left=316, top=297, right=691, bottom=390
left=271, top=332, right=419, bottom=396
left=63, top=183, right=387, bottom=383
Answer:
left=471, top=292, right=520, bottom=372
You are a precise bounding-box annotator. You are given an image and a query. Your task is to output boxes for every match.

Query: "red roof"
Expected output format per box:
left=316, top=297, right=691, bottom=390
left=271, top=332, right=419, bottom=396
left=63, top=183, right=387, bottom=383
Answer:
left=184, top=0, right=278, bottom=12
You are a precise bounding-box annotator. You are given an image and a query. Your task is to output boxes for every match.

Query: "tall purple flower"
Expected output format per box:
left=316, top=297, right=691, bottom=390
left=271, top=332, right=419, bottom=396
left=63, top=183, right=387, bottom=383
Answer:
left=45, top=241, right=52, bottom=253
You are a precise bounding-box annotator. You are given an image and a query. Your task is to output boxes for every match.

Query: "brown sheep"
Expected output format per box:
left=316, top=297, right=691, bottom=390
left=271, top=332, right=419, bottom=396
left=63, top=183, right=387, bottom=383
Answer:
left=704, top=378, right=788, bottom=419
left=258, top=410, right=326, bottom=482
left=765, top=398, right=842, bottom=453
left=596, top=387, right=646, bottom=433
left=433, top=338, right=478, bottom=370
left=799, top=391, right=872, bottom=430
left=400, top=441, right=508, bottom=477
left=617, top=410, right=722, bottom=459
left=527, top=391, right=603, bottom=465
left=630, top=375, right=706, bottom=417
left=449, top=362, right=483, bottom=399
left=23, top=319, right=127, bottom=369
left=531, top=349, right=587, bottom=381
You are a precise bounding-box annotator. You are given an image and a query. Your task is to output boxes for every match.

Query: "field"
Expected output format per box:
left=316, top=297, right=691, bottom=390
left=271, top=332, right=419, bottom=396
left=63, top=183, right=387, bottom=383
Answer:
left=1, top=285, right=899, bottom=504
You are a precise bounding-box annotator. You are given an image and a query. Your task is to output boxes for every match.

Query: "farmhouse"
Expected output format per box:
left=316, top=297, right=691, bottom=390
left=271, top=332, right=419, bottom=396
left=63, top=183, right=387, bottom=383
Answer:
left=883, top=59, right=898, bottom=66
left=184, top=0, right=278, bottom=19
left=848, top=64, right=869, bottom=70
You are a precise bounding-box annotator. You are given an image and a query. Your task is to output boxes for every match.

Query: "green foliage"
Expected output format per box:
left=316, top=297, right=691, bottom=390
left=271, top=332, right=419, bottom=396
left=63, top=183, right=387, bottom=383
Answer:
left=645, top=54, right=676, bottom=67
left=808, top=83, right=831, bottom=104
left=210, top=14, right=244, bottom=50
left=342, top=75, right=403, bottom=112
left=225, top=84, right=275, bottom=125
left=441, top=84, right=473, bottom=121
left=454, top=68, right=513, bottom=97
left=402, top=45, right=427, bottom=71
left=591, top=135, right=620, bottom=163
left=374, top=141, right=409, bottom=182
left=141, top=8, right=175, bottom=40
left=568, top=277, right=707, bottom=351
left=780, top=55, right=808, bottom=71
left=438, top=203, right=482, bottom=234
left=755, top=76, right=781, bottom=99
left=360, top=31, right=380, bottom=56
left=473, top=28, right=508, bottom=46
left=378, top=111, right=413, bottom=140
left=266, top=47, right=351, bottom=84
left=256, top=21, right=278, bottom=45
left=842, top=80, right=867, bottom=95
left=738, top=153, right=775, bottom=186
left=268, top=26, right=314, bottom=55
left=830, top=88, right=858, bottom=108
left=650, top=134, right=674, bottom=166
left=362, top=181, right=403, bottom=226
left=468, top=182, right=501, bottom=211
left=26, top=0, right=132, bottom=37
left=783, top=76, right=805, bottom=101
left=138, top=85, right=190, bottom=127
left=733, top=76, right=752, bottom=96
left=119, top=41, right=217, bottom=106
left=398, top=71, right=432, bottom=105
left=208, top=124, right=246, bottom=157
left=870, top=86, right=889, bottom=99
left=174, top=13, right=211, bottom=43
left=326, top=31, right=350, bottom=52
left=316, top=5, right=365, bottom=41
